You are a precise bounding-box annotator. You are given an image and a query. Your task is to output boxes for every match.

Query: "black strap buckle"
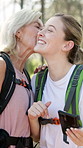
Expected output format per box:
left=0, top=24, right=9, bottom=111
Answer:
left=20, top=137, right=33, bottom=148
left=15, top=79, right=32, bottom=90
left=63, top=134, right=69, bottom=144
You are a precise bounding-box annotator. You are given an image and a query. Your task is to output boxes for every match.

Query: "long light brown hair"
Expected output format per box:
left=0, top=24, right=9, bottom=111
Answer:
left=55, top=13, right=83, bottom=64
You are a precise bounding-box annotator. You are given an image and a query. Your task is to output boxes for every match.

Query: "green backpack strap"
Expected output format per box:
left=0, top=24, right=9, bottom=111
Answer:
left=34, top=68, right=48, bottom=102
left=64, top=64, right=83, bottom=127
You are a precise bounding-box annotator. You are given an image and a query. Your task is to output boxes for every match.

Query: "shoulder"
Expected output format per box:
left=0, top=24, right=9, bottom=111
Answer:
left=0, top=57, right=6, bottom=72
left=0, top=57, right=6, bottom=91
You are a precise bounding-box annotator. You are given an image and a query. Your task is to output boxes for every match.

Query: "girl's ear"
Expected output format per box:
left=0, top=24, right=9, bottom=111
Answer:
left=63, top=40, right=74, bottom=52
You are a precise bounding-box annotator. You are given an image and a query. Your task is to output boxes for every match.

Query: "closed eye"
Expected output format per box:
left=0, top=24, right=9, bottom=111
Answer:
left=47, top=29, right=53, bottom=32
left=35, top=26, right=42, bottom=31
left=35, top=25, right=40, bottom=28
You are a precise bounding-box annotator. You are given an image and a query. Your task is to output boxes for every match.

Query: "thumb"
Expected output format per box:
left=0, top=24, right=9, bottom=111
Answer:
left=45, top=101, right=51, bottom=108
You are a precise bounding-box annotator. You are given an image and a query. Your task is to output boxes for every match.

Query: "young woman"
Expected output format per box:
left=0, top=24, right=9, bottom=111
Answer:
left=0, top=8, right=43, bottom=148
left=28, top=14, right=83, bottom=148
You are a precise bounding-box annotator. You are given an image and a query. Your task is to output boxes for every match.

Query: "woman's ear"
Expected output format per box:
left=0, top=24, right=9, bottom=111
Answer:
left=16, top=30, right=21, bottom=39
left=15, top=28, right=23, bottom=41
left=63, top=40, right=74, bottom=52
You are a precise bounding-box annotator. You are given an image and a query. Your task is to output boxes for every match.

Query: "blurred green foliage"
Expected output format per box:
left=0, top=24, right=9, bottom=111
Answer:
left=25, top=53, right=46, bottom=77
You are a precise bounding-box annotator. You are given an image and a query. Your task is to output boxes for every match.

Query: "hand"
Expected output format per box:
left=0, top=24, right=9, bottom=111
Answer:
left=66, top=127, right=83, bottom=146
left=34, top=64, right=47, bottom=74
left=28, top=101, right=51, bottom=120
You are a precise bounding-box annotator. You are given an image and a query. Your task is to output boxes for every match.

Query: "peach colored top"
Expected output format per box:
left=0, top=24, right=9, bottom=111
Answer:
left=0, top=67, right=34, bottom=148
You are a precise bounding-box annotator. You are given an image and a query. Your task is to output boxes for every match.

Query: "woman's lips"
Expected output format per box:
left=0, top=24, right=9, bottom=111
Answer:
left=37, top=39, right=46, bottom=44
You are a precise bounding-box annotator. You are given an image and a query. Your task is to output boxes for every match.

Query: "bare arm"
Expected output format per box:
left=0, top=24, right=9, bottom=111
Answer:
left=0, top=57, right=6, bottom=91
left=28, top=101, right=51, bottom=142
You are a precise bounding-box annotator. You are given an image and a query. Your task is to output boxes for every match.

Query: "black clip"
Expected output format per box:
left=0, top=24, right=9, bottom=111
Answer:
left=63, top=134, right=69, bottom=144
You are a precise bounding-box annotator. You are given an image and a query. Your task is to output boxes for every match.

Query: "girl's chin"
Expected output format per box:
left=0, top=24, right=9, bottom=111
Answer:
left=34, top=47, right=40, bottom=52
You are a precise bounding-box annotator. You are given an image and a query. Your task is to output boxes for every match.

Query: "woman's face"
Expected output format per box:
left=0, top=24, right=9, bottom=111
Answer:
left=17, top=20, right=42, bottom=51
left=34, top=16, right=66, bottom=57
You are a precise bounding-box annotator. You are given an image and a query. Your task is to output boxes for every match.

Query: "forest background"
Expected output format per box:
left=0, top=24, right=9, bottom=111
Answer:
left=0, top=0, right=83, bottom=77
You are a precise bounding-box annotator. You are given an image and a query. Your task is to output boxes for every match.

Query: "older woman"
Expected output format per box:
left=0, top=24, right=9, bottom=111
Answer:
left=0, top=9, right=42, bottom=148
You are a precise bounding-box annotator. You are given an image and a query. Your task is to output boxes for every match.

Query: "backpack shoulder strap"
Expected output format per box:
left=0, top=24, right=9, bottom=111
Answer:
left=34, top=68, right=48, bottom=102
left=23, top=68, right=33, bottom=114
left=64, top=64, right=83, bottom=126
left=0, top=52, right=16, bottom=114
left=23, top=68, right=32, bottom=90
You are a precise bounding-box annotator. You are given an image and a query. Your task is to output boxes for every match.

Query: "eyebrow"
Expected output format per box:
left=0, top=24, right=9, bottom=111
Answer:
left=49, top=25, right=56, bottom=30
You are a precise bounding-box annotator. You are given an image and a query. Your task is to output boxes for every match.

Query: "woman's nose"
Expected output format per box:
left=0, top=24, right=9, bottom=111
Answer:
left=38, top=30, right=45, bottom=37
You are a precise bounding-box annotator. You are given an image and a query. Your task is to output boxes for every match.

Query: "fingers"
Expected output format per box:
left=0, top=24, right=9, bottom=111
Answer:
left=34, top=64, right=47, bottom=74
left=28, top=101, right=51, bottom=120
left=45, top=101, right=51, bottom=108
left=66, top=128, right=80, bottom=145
left=41, top=64, right=48, bottom=70
left=66, top=128, right=83, bottom=146
left=74, top=128, right=83, bottom=136
left=34, top=67, right=40, bottom=74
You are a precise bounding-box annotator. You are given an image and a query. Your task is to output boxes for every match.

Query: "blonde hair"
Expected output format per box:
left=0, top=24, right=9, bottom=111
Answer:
left=0, top=9, right=42, bottom=55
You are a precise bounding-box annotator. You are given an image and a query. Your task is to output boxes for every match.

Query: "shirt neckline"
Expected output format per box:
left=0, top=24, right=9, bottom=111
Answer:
left=48, top=65, right=76, bottom=86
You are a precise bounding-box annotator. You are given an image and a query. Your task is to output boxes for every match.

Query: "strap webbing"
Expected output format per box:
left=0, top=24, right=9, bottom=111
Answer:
left=34, top=68, right=48, bottom=102
left=7, top=136, right=33, bottom=148
left=0, top=52, right=16, bottom=114
left=64, top=65, right=83, bottom=114
left=63, top=134, right=69, bottom=144
left=0, top=128, right=33, bottom=148
left=0, top=52, right=32, bottom=115
left=63, top=65, right=83, bottom=144
left=23, top=68, right=32, bottom=90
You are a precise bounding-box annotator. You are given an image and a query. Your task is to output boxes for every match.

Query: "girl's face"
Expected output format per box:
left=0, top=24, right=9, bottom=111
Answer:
left=34, top=17, right=67, bottom=57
